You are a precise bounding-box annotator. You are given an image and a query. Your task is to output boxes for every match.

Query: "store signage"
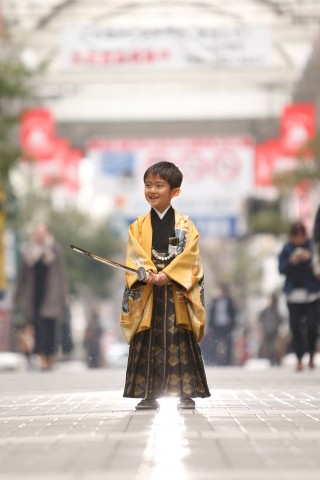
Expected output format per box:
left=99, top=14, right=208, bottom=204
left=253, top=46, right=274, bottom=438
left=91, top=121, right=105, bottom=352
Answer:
left=64, top=26, right=270, bottom=69
left=88, top=137, right=255, bottom=237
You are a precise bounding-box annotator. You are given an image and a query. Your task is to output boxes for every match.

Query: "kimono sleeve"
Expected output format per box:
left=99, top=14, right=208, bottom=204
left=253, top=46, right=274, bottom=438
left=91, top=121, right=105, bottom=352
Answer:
left=125, top=220, right=156, bottom=289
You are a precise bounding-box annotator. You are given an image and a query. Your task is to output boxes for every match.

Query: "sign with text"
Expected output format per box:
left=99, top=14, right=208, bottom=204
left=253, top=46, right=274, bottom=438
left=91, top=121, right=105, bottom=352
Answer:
left=64, top=26, right=270, bottom=69
left=88, top=137, right=255, bottom=237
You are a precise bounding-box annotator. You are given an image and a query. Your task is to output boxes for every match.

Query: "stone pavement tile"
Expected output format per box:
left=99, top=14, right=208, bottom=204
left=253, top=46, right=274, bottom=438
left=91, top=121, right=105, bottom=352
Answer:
left=187, top=471, right=320, bottom=480
left=24, top=445, right=97, bottom=473
left=66, top=444, right=118, bottom=471
left=185, top=447, right=232, bottom=469
left=1, top=366, right=320, bottom=480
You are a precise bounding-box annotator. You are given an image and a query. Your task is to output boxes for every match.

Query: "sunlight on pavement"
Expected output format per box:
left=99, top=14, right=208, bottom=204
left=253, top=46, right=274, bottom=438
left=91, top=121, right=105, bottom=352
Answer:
left=138, top=398, right=190, bottom=480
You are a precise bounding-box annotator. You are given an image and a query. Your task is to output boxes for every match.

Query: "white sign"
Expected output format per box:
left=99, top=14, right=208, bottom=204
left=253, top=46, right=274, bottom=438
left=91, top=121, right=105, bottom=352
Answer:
left=64, top=27, right=270, bottom=69
left=88, top=137, right=255, bottom=237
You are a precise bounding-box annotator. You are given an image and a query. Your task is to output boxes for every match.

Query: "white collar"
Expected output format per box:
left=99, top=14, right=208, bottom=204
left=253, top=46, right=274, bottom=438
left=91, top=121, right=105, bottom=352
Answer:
left=153, top=205, right=171, bottom=219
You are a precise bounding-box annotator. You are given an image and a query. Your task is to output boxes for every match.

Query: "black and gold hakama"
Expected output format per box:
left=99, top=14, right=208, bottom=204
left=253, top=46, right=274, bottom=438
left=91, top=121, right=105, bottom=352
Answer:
left=123, top=251, right=210, bottom=399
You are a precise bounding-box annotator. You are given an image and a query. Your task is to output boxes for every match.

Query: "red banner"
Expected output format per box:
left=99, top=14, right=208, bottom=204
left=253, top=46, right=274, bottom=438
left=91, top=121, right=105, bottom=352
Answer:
left=280, top=103, right=316, bottom=156
left=20, top=109, right=56, bottom=160
left=20, top=110, right=82, bottom=194
left=62, top=148, right=82, bottom=192
left=41, top=138, right=70, bottom=186
left=255, top=140, right=282, bottom=186
left=40, top=140, right=82, bottom=193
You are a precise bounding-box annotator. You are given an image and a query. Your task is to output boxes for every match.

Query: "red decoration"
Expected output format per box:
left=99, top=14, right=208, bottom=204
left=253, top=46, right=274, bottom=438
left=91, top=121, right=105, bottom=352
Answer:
left=62, top=148, right=82, bottom=192
left=40, top=138, right=70, bottom=186
left=280, top=104, right=316, bottom=156
left=255, top=140, right=282, bottom=186
left=20, top=109, right=56, bottom=160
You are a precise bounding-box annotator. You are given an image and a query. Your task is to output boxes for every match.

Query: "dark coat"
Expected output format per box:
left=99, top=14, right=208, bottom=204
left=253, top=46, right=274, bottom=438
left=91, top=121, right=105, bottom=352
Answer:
left=312, top=206, right=320, bottom=276
left=13, top=241, right=68, bottom=322
left=278, top=239, right=320, bottom=296
left=208, top=296, right=236, bottom=331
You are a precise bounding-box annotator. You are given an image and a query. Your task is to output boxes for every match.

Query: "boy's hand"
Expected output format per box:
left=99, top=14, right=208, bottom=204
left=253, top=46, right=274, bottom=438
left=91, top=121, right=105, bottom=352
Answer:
left=154, top=272, right=170, bottom=286
left=144, top=270, right=157, bottom=284
left=143, top=271, right=170, bottom=286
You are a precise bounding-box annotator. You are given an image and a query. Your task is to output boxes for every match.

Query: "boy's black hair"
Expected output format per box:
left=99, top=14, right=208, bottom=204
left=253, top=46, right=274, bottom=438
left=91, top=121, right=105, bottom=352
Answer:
left=143, top=161, right=183, bottom=189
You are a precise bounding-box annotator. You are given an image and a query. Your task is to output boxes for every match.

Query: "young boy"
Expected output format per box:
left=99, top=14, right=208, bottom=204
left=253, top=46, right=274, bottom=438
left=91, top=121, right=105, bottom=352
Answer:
left=120, top=161, right=210, bottom=409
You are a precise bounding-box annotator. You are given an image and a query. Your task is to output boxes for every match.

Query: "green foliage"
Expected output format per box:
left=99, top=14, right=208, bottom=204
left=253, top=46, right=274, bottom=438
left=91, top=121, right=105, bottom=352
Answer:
left=202, top=237, right=264, bottom=302
left=0, top=27, right=123, bottom=299
left=273, top=133, right=320, bottom=190
left=249, top=211, right=290, bottom=236
left=246, top=197, right=290, bottom=236
left=10, top=190, right=123, bottom=298
left=0, top=31, right=36, bottom=186
left=48, top=207, right=121, bottom=298
left=0, top=25, right=124, bottom=299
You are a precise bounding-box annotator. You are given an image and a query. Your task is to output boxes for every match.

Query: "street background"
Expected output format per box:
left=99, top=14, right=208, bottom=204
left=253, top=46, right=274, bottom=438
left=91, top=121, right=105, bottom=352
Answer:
left=1, top=2, right=320, bottom=478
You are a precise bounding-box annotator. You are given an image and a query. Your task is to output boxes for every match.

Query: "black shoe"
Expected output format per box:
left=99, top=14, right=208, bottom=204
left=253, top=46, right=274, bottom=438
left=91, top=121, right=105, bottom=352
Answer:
left=135, top=398, right=160, bottom=410
left=177, top=397, right=195, bottom=409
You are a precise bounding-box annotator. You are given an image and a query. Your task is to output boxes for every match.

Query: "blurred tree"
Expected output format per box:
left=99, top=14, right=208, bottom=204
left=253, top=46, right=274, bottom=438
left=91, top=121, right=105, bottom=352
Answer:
left=10, top=189, right=123, bottom=298
left=0, top=23, right=122, bottom=301
left=246, top=197, right=290, bottom=236
left=202, top=237, right=264, bottom=300
left=0, top=30, right=36, bottom=189
left=0, top=24, right=38, bottom=296
left=273, top=133, right=320, bottom=190
left=48, top=207, right=121, bottom=299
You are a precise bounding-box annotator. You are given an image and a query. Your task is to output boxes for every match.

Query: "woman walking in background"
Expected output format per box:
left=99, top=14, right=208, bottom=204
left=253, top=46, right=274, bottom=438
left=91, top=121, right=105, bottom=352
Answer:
left=279, top=221, right=320, bottom=371
left=13, top=223, right=69, bottom=370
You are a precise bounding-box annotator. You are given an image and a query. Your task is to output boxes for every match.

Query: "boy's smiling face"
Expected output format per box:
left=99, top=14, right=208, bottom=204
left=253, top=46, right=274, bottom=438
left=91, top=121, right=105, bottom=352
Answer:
left=144, top=174, right=180, bottom=213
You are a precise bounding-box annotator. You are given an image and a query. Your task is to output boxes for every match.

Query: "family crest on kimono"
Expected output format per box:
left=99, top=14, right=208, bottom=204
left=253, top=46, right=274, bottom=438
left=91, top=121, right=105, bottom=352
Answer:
left=120, top=161, right=210, bottom=410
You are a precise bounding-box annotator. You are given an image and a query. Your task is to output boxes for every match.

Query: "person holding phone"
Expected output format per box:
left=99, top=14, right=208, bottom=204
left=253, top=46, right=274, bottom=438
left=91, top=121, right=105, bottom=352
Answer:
left=279, top=221, right=320, bottom=371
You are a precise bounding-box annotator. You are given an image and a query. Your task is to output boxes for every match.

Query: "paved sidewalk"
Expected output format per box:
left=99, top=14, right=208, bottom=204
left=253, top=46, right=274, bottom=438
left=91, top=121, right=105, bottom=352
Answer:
left=1, top=364, right=320, bottom=480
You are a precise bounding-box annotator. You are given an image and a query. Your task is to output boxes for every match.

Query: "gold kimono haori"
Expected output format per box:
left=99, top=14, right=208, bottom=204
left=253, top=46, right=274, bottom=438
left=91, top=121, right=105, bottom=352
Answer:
left=120, top=210, right=206, bottom=344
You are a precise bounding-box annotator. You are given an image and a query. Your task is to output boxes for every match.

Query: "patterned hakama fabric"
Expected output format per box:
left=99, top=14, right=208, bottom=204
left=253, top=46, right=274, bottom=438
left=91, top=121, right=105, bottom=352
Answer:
left=123, top=254, right=210, bottom=399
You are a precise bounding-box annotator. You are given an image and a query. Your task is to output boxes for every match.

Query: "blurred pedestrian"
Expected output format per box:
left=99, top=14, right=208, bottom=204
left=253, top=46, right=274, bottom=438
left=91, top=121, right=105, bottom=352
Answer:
left=84, top=308, right=103, bottom=368
left=279, top=221, right=320, bottom=371
left=258, top=293, right=283, bottom=366
left=207, top=284, right=237, bottom=366
left=13, top=223, right=69, bottom=370
left=312, top=204, right=320, bottom=279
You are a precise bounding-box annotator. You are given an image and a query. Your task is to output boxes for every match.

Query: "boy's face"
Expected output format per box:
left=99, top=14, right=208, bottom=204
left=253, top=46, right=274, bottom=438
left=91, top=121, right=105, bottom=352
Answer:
left=144, top=174, right=180, bottom=213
